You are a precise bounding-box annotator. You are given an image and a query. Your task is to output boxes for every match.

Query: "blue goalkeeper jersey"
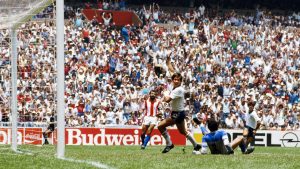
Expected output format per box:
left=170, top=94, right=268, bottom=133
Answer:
left=202, top=130, right=229, bottom=154
left=200, top=124, right=209, bottom=135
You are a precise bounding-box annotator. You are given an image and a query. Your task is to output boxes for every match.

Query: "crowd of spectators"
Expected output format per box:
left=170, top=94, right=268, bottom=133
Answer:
left=0, top=3, right=300, bottom=131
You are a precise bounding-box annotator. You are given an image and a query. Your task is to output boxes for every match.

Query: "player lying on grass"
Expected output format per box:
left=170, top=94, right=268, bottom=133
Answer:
left=200, top=117, right=260, bottom=155
left=200, top=119, right=234, bottom=155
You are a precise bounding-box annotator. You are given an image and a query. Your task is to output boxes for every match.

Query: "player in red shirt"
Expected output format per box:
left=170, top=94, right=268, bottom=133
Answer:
left=140, top=91, right=162, bottom=149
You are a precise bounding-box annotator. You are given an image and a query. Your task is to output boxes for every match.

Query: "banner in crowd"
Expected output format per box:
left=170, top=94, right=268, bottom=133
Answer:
left=0, top=127, right=186, bottom=146
left=191, top=129, right=300, bottom=147
left=82, top=9, right=142, bottom=26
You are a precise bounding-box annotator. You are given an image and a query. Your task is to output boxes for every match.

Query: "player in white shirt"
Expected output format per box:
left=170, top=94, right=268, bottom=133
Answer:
left=158, top=72, right=201, bottom=154
left=240, top=101, right=261, bottom=154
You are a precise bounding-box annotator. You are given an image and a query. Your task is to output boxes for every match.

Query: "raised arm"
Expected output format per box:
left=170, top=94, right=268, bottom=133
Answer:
left=102, top=12, right=105, bottom=20
left=166, top=54, right=175, bottom=75
left=177, top=15, right=183, bottom=24
left=155, top=3, right=160, bottom=10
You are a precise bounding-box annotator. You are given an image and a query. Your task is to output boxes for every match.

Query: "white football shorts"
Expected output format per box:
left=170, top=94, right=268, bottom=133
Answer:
left=143, top=116, right=158, bottom=126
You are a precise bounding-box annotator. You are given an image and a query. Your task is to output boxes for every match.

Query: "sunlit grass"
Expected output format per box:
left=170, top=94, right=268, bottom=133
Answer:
left=0, top=145, right=299, bottom=169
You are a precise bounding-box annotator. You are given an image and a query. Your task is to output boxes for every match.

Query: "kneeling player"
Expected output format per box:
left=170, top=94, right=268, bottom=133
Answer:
left=200, top=119, right=234, bottom=155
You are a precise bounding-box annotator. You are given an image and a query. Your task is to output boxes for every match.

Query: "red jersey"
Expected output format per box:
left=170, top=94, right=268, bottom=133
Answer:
left=144, top=99, right=161, bottom=117
left=77, top=101, right=85, bottom=113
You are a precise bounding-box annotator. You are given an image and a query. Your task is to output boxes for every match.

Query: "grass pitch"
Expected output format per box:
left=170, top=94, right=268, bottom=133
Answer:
left=0, top=145, right=299, bottom=169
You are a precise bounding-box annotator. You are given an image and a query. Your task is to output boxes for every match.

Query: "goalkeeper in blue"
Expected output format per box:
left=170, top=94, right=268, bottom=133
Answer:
left=200, top=119, right=234, bottom=155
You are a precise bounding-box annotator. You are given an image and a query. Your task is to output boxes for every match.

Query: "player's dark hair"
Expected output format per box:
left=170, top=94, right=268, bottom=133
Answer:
left=207, top=119, right=219, bottom=132
left=171, top=72, right=183, bottom=81
left=149, top=90, right=156, bottom=96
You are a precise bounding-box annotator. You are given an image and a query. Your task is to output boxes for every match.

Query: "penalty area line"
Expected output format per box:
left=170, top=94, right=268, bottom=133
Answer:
left=15, top=150, right=34, bottom=155
left=255, top=152, right=300, bottom=157
left=254, top=152, right=273, bottom=155
left=0, top=152, right=25, bottom=156
left=0, top=149, right=34, bottom=156
left=0, top=147, right=11, bottom=150
left=59, top=157, right=115, bottom=169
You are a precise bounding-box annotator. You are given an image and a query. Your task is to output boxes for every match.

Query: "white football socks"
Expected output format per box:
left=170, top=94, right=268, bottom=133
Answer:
left=162, top=130, right=173, bottom=146
left=186, top=132, right=198, bottom=147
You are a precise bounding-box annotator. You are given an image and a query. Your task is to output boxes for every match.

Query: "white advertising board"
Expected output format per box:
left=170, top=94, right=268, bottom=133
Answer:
left=191, top=129, right=300, bottom=147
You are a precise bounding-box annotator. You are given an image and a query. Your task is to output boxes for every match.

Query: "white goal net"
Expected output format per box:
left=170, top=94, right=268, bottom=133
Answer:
left=0, top=0, right=61, bottom=154
left=0, top=0, right=54, bottom=29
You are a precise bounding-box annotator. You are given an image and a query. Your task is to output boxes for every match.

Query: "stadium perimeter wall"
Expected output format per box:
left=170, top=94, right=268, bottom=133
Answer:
left=1, top=127, right=299, bottom=147
left=0, top=127, right=185, bottom=146
left=191, top=129, right=300, bottom=148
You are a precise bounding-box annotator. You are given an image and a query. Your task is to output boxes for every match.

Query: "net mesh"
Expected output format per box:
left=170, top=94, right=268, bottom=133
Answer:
left=0, top=0, right=56, bottom=146
left=0, top=0, right=53, bottom=29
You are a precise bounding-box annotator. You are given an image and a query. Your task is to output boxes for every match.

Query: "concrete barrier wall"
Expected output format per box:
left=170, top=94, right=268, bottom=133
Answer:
left=191, top=129, right=300, bottom=147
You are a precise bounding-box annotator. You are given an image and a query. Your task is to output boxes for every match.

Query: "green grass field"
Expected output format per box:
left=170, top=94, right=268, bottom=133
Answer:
left=0, top=145, right=299, bottom=169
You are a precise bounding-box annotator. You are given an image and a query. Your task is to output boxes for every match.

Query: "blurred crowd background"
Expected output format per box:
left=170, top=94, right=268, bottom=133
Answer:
left=0, top=0, right=300, bottom=131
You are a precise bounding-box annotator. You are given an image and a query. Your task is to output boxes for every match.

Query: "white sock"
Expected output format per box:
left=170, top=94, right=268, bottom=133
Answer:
left=162, top=130, right=172, bottom=146
left=186, top=132, right=197, bottom=147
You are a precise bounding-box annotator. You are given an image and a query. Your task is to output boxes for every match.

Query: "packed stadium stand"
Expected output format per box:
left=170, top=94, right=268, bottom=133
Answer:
left=0, top=0, right=299, bottom=131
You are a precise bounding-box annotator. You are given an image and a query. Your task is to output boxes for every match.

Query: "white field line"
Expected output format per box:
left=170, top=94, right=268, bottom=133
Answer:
left=0, top=147, right=11, bottom=150
left=0, top=149, right=34, bottom=156
left=0, top=147, right=34, bottom=155
left=254, top=152, right=273, bottom=155
left=0, top=147, right=114, bottom=169
left=59, top=157, right=115, bottom=169
left=15, top=150, right=34, bottom=155
left=254, top=152, right=300, bottom=157
left=20, top=149, right=115, bottom=169
left=0, top=152, right=24, bottom=156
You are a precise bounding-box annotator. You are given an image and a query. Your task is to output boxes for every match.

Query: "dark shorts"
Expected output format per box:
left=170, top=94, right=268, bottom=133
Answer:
left=171, top=111, right=186, bottom=123
left=47, top=126, right=55, bottom=132
left=244, top=125, right=255, bottom=138
left=77, top=112, right=84, bottom=117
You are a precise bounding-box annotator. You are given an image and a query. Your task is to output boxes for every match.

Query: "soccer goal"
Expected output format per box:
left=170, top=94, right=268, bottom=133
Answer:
left=0, top=0, right=65, bottom=158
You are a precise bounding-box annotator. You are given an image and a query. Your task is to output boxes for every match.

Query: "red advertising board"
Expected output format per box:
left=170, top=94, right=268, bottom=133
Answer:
left=0, top=128, right=42, bottom=145
left=0, top=128, right=186, bottom=145
left=65, top=128, right=186, bottom=146
left=0, top=127, right=186, bottom=146
left=24, top=128, right=43, bottom=145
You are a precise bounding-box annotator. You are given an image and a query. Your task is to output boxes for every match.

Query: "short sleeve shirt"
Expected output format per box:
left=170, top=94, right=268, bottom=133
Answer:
left=245, top=110, right=260, bottom=129
left=170, top=86, right=185, bottom=111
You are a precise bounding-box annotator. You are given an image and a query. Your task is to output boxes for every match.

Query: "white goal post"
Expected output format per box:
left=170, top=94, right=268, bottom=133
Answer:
left=56, top=0, right=65, bottom=159
left=0, top=0, right=65, bottom=158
